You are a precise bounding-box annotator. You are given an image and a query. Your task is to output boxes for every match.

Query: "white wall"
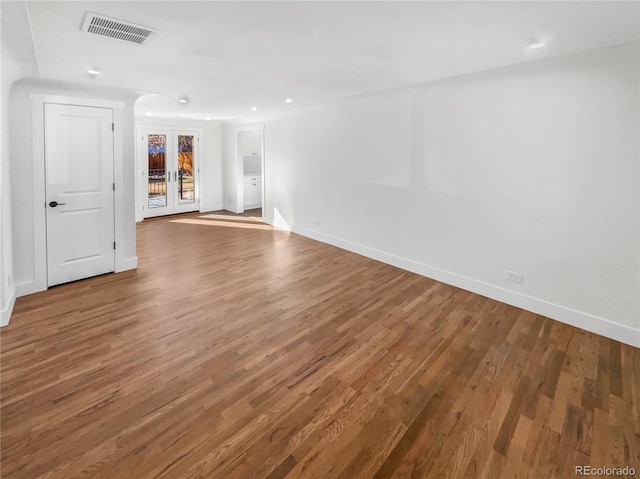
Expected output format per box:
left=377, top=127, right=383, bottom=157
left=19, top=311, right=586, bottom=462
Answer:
left=11, top=79, right=139, bottom=299
left=1, top=1, right=40, bottom=325
left=259, top=42, right=640, bottom=347
left=134, top=117, right=224, bottom=217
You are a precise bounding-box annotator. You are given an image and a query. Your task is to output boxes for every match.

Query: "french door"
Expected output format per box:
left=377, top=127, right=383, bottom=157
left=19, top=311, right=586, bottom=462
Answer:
left=141, top=129, right=199, bottom=217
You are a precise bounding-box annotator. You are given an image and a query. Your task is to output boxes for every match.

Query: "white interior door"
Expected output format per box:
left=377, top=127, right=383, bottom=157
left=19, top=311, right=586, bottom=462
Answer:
left=45, top=103, right=115, bottom=287
left=142, top=129, right=199, bottom=218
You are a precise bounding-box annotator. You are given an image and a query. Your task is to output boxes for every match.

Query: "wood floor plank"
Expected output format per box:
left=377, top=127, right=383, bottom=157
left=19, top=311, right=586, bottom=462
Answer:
left=1, top=210, right=638, bottom=478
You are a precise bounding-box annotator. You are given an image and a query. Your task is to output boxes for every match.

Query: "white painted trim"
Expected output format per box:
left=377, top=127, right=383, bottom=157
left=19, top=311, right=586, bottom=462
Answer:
left=119, top=256, right=138, bottom=272
left=200, top=202, right=224, bottom=213
left=30, top=100, right=48, bottom=295
left=261, top=125, right=266, bottom=224
left=235, top=129, right=243, bottom=213
left=15, top=281, right=38, bottom=298
left=224, top=205, right=242, bottom=215
left=0, top=287, right=16, bottom=327
left=292, top=225, right=640, bottom=349
left=113, top=108, right=127, bottom=274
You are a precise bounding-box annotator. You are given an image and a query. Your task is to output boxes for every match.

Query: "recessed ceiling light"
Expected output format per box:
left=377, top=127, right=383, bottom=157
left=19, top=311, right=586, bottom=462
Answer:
left=88, top=69, right=101, bottom=75
left=179, top=98, right=188, bottom=104
left=285, top=98, right=293, bottom=103
left=251, top=106, right=257, bottom=111
left=146, top=112, right=153, bottom=116
left=529, top=41, right=545, bottom=49
left=205, top=117, right=211, bottom=120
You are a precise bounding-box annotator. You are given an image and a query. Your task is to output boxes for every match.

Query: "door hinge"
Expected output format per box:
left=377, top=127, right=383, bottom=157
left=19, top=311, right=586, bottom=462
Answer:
left=113, top=241, right=116, bottom=250
left=112, top=182, right=115, bottom=191
left=112, top=123, right=114, bottom=131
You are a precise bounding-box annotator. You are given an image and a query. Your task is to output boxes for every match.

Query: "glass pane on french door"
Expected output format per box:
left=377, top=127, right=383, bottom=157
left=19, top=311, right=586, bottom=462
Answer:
left=148, top=134, right=167, bottom=208
left=177, top=135, right=195, bottom=205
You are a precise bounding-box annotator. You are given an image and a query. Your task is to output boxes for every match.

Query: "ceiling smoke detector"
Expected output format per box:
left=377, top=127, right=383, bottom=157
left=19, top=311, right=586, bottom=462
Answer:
left=82, top=12, right=155, bottom=45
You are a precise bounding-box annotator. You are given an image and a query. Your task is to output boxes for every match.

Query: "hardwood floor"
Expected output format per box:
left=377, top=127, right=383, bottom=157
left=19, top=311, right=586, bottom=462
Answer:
left=2, top=211, right=639, bottom=479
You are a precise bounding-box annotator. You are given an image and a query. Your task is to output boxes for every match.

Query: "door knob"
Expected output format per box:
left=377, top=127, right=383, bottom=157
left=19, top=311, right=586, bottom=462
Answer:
left=49, top=201, right=66, bottom=207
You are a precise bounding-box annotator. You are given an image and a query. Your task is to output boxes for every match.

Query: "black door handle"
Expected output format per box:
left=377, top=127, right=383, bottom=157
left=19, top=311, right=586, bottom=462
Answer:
left=49, top=201, right=66, bottom=207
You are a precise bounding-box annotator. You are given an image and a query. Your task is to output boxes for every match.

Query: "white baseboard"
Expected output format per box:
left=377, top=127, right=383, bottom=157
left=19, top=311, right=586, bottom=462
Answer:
left=14, top=258, right=137, bottom=302
left=292, top=226, right=640, bottom=349
left=118, top=256, right=138, bottom=272
left=16, top=280, right=46, bottom=298
left=1, top=287, right=16, bottom=327
left=267, top=217, right=291, bottom=232
left=200, top=203, right=224, bottom=213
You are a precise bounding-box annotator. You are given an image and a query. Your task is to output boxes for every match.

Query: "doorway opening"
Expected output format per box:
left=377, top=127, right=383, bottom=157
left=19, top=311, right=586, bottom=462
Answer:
left=235, top=125, right=264, bottom=218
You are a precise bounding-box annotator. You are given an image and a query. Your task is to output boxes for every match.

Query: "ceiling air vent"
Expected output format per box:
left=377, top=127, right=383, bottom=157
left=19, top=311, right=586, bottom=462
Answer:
left=82, top=12, right=155, bottom=45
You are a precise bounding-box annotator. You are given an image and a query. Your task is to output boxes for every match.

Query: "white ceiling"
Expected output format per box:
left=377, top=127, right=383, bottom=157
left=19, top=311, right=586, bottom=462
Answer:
left=24, top=1, right=639, bottom=120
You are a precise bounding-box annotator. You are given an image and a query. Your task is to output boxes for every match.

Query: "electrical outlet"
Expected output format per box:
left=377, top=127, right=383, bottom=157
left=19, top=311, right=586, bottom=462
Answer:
left=506, top=271, right=523, bottom=284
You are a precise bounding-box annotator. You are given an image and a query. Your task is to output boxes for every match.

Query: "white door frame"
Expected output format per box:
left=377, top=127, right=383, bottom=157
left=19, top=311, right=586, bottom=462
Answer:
left=235, top=124, right=264, bottom=218
left=136, top=125, right=203, bottom=221
left=26, top=94, right=128, bottom=295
